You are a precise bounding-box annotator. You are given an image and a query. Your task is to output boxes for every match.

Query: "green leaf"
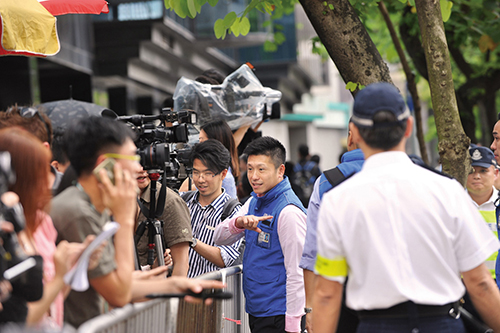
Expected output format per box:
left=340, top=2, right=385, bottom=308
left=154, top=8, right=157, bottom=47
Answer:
left=345, top=82, right=358, bottom=92
left=208, top=0, right=218, bottom=6
left=323, top=1, right=327, bottom=6
left=274, top=32, right=286, bottom=44
left=172, top=0, right=188, bottom=18
left=263, top=2, right=274, bottom=14
left=328, top=4, right=334, bottom=10
left=397, top=0, right=406, bottom=3
left=274, top=24, right=284, bottom=31
left=187, top=0, right=197, bottom=18
left=264, top=40, right=278, bottom=52
left=214, top=19, right=226, bottom=39
left=440, top=0, right=453, bottom=22
left=231, top=19, right=241, bottom=37
left=240, top=17, right=251, bottom=36
left=223, top=12, right=237, bottom=27
left=194, top=0, right=205, bottom=13
left=408, top=0, right=415, bottom=6
left=164, top=0, right=172, bottom=9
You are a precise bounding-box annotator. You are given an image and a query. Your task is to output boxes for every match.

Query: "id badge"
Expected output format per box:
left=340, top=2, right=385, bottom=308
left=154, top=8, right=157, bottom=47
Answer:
left=257, top=215, right=272, bottom=249
left=257, top=231, right=271, bottom=249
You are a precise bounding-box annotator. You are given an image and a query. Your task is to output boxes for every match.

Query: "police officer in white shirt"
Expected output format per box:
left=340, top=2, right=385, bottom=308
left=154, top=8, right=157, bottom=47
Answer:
left=466, top=145, right=499, bottom=278
left=313, top=82, right=500, bottom=333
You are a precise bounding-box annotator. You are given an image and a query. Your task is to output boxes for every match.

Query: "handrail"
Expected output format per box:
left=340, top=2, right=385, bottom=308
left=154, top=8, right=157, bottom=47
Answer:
left=77, top=265, right=248, bottom=333
left=195, top=265, right=242, bottom=282
left=78, top=297, right=178, bottom=333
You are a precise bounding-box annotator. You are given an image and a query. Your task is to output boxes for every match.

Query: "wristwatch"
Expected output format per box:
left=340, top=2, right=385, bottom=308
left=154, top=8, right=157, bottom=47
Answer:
left=190, top=237, right=198, bottom=249
left=304, top=307, right=312, bottom=314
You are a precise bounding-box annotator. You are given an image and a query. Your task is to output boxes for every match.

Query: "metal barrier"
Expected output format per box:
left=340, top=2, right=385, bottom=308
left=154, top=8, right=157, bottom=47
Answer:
left=78, top=265, right=250, bottom=333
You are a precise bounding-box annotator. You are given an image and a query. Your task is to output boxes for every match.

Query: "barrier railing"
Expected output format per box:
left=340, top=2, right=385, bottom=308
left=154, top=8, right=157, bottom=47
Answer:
left=78, top=265, right=250, bottom=333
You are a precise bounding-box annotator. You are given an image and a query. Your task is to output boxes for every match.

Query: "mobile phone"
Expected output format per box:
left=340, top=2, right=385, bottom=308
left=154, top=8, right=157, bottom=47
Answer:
left=93, top=158, right=116, bottom=185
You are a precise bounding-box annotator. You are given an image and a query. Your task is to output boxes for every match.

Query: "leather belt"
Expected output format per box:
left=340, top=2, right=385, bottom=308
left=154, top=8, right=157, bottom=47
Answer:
left=357, top=301, right=460, bottom=319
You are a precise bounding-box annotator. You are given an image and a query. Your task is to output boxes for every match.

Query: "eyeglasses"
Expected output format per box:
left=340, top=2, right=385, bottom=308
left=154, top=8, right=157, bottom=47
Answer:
left=19, top=107, right=52, bottom=145
left=103, top=153, right=141, bottom=162
left=190, top=170, right=219, bottom=180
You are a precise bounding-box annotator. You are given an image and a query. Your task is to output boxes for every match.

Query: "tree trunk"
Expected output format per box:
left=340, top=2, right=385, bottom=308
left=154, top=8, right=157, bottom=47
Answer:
left=298, top=0, right=393, bottom=93
left=378, top=0, right=429, bottom=165
left=415, top=0, right=470, bottom=186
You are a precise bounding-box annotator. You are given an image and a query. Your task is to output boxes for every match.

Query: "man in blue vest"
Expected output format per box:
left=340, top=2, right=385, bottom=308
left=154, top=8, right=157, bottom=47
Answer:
left=299, top=123, right=364, bottom=333
left=214, top=136, right=307, bottom=333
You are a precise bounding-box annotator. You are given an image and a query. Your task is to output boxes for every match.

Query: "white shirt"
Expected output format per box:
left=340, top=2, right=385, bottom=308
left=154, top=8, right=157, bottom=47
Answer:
left=316, top=151, right=499, bottom=311
left=467, top=186, right=497, bottom=211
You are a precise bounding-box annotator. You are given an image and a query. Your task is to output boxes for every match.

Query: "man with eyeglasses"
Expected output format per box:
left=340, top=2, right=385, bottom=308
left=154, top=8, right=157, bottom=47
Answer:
left=184, top=139, right=242, bottom=278
left=51, top=117, right=226, bottom=328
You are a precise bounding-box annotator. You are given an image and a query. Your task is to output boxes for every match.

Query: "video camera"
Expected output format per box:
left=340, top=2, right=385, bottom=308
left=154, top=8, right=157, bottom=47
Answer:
left=0, top=152, right=43, bottom=303
left=173, top=64, right=282, bottom=131
left=118, top=108, right=197, bottom=190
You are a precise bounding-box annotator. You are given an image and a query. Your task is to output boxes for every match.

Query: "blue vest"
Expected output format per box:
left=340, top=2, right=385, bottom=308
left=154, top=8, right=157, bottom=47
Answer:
left=318, top=149, right=364, bottom=200
left=243, top=177, right=306, bottom=317
left=495, top=194, right=500, bottom=288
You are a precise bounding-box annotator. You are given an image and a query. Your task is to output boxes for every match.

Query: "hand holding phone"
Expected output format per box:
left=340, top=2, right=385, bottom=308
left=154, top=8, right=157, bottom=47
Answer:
left=93, top=158, right=116, bottom=185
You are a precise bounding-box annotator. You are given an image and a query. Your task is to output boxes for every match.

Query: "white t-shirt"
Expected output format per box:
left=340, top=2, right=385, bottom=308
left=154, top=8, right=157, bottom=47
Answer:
left=316, top=151, right=499, bottom=311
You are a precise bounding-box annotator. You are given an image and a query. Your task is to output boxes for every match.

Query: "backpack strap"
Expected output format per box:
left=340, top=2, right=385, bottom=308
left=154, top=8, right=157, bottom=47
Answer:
left=323, top=167, right=347, bottom=188
left=137, top=197, right=150, bottom=217
left=221, top=198, right=240, bottom=221
left=180, top=190, right=196, bottom=203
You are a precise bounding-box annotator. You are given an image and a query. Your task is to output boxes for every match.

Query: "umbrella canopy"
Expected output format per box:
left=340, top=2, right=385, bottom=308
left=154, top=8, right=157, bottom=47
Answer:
left=39, top=99, right=118, bottom=129
left=38, top=0, right=109, bottom=16
left=0, top=0, right=59, bottom=57
left=0, top=0, right=108, bottom=58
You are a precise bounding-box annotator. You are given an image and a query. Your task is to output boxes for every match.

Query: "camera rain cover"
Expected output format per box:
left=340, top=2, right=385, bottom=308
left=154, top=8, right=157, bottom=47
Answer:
left=173, top=64, right=282, bottom=130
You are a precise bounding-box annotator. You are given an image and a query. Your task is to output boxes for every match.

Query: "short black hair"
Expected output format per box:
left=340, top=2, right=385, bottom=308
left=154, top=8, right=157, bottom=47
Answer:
left=190, top=139, right=230, bottom=174
left=243, top=136, right=286, bottom=168
left=64, top=116, right=136, bottom=176
left=298, top=144, right=309, bottom=158
left=195, top=68, right=226, bottom=85
left=51, top=128, right=68, bottom=164
left=357, top=111, right=407, bottom=150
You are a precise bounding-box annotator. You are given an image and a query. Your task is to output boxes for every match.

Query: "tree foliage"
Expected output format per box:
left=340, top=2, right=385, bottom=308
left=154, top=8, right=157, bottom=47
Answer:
left=165, top=0, right=500, bottom=181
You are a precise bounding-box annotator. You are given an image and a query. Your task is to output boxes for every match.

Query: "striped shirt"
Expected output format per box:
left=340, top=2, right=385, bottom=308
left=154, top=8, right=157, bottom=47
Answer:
left=187, top=189, right=242, bottom=278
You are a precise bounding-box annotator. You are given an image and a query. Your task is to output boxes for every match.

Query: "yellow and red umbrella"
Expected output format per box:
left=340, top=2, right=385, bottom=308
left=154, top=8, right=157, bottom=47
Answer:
left=0, top=0, right=108, bottom=57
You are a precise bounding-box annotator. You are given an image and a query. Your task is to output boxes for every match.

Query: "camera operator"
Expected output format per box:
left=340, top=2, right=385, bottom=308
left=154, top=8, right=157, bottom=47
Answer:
left=136, top=166, right=192, bottom=276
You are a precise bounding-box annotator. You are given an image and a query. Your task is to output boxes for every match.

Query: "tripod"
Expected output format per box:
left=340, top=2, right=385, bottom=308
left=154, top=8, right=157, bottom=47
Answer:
left=134, top=171, right=167, bottom=268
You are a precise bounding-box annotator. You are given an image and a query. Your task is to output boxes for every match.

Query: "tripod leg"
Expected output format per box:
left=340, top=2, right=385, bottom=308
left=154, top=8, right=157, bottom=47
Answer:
left=134, top=245, right=142, bottom=270
left=154, top=233, right=165, bottom=267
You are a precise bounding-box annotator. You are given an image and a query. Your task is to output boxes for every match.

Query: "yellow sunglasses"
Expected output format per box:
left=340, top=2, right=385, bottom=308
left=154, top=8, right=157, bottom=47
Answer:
left=103, top=153, right=141, bottom=162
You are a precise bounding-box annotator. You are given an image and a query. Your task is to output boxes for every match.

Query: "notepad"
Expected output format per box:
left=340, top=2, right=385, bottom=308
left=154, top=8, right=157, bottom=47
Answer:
left=64, top=221, right=120, bottom=292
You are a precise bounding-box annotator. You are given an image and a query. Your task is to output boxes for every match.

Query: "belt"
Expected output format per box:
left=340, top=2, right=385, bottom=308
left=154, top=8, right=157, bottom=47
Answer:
left=357, top=301, right=460, bottom=319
